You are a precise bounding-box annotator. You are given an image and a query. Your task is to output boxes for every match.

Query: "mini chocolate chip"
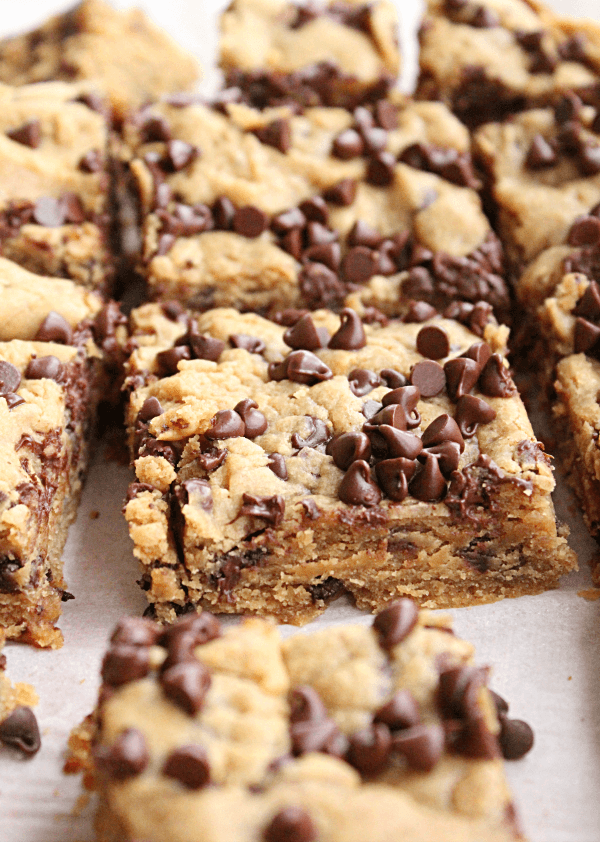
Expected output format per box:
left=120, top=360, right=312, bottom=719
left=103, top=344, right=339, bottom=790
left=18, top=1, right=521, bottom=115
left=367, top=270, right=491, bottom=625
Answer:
left=455, top=394, right=496, bottom=438
left=526, top=134, right=557, bottom=169
left=403, top=301, right=438, bottom=323
left=0, top=707, right=41, bottom=755
left=347, top=220, right=382, bottom=250
left=271, top=207, right=306, bottom=234
left=380, top=369, right=407, bottom=389
left=233, top=205, right=270, bottom=238
left=346, top=723, right=391, bottom=775
left=234, top=398, right=268, bottom=438
left=290, top=717, right=347, bottom=757
left=391, top=723, right=445, bottom=772
left=160, top=660, right=212, bottom=715
left=299, top=262, right=345, bottom=309
left=409, top=453, right=447, bottom=501
left=213, top=196, right=236, bottom=229
left=156, top=345, right=191, bottom=375
left=7, top=119, right=41, bottom=148
left=229, top=334, right=266, bottom=354
left=478, top=354, right=516, bottom=398
left=138, top=396, right=164, bottom=422
left=333, top=128, right=364, bottom=159
left=410, top=360, right=446, bottom=397
left=110, top=617, right=160, bottom=647
left=568, top=215, right=600, bottom=247
left=328, top=308, right=366, bottom=350
left=35, top=311, right=73, bottom=344
left=374, top=690, right=420, bottom=730
left=348, top=368, right=381, bottom=396
left=499, top=717, right=534, bottom=760
left=163, top=744, right=211, bottom=788
left=299, top=196, right=329, bottom=224
left=341, top=246, right=379, bottom=285
left=444, top=358, right=480, bottom=401
left=366, top=151, right=395, bottom=186
left=263, top=807, right=317, bottom=842
left=373, top=599, right=419, bottom=648
left=338, top=460, right=381, bottom=507
left=101, top=644, right=150, bottom=686
left=95, top=728, right=149, bottom=779
left=267, top=453, right=288, bottom=480
left=189, top=333, right=225, bottom=361
left=253, top=118, right=291, bottom=152
left=240, top=493, right=285, bottom=525
left=0, top=361, right=21, bottom=395
left=303, top=241, right=341, bottom=271
left=375, top=457, right=417, bottom=501
left=416, top=325, right=450, bottom=360
left=283, top=314, right=323, bottom=350
left=452, top=716, right=500, bottom=760
left=281, top=227, right=303, bottom=259
left=206, top=409, right=245, bottom=439
left=323, top=177, right=357, bottom=205
left=289, top=686, right=328, bottom=723
left=329, top=432, right=371, bottom=470
left=164, top=139, right=199, bottom=172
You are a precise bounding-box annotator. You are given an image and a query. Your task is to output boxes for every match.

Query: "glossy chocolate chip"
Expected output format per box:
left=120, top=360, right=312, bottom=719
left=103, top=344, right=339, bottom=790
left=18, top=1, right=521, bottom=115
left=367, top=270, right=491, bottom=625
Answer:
left=299, top=196, right=329, bottom=224
left=212, top=196, right=236, bottom=229
left=454, top=394, right=496, bottom=438
left=32, top=196, right=65, bottom=227
left=368, top=403, right=409, bottom=431
left=233, top=205, right=270, bottom=238
left=110, top=617, right=160, bottom=647
left=271, top=207, right=306, bottom=234
left=156, top=345, right=191, bottom=375
left=403, top=301, right=438, bottom=323
left=341, top=246, right=379, bottom=285
left=574, top=282, right=600, bottom=320
left=95, top=728, right=149, bottom=779
left=526, top=134, right=557, bottom=169
left=229, top=334, right=266, bottom=354
left=234, top=399, right=268, bottom=438
left=4, top=394, right=24, bottom=410
left=329, top=432, right=371, bottom=470
left=409, top=452, right=447, bottom=501
left=290, top=717, right=347, bottom=757
left=306, top=222, right=338, bottom=247
left=159, top=613, right=221, bottom=658
left=328, top=309, right=366, bottom=350
left=391, top=723, right=445, bottom=771
left=367, top=151, right=395, bottom=185
left=380, top=369, right=407, bottom=389
left=160, top=660, right=212, bottom=715
left=478, top=354, right=516, bottom=398
left=348, top=219, right=383, bottom=249
left=374, top=690, right=420, bottom=731
left=292, top=417, right=330, bottom=450
left=346, top=723, right=391, bottom=775
left=372, top=427, right=423, bottom=460
left=101, top=644, right=151, bottom=686
left=164, top=139, right=199, bottom=171
left=190, top=333, right=225, bottom=361
left=267, top=453, right=288, bottom=480
left=375, top=457, right=417, bottom=501
left=0, top=707, right=41, bottom=755
left=422, top=441, right=461, bottom=476
left=263, top=807, right=317, bottom=842
left=274, top=350, right=333, bottom=385
left=7, top=119, right=41, bottom=148
left=178, top=479, right=213, bottom=512
left=421, top=414, right=465, bottom=452
left=410, top=360, right=446, bottom=397
left=338, top=460, right=381, bottom=507
left=303, top=241, right=341, bottom=271
left=0, top=361, right=21, bottom=396
left=283, top=314, right=323, bottom=350
left=438, top=666, right=488, bottom=721
left=444, top=357, right=480, bottom=401
left=568, top=215, right=600, bottom=247
left=499, top=717, right=534, bottom=760
left=289, top=686, right=328, bottom=723
left=382, top=385, right=421, bottom=428
left=138, top=396, right=164, bottom=422
left=35, top=311, right=73, bottom=344
left=206, top=409, right=245, bottom=439
left=163, top=744, right=211, bottom=788
left=253, top=118, right=291, bottom=153
left=450, top=717, right=500, bottom=760
left=323, top=177, right=357, bottom=205
left=347, top=368, right=380, bottom=397
left=299, top=262, right=345, bottom=309
left=462, top=341, right=492, bottom=370
left=240, top=493, right=285, bottom=525
left=416, top=325, right=450, bottom=360
left=373, top=599, right=419, bottom=648
left=333, top=128, right=364, bottom=159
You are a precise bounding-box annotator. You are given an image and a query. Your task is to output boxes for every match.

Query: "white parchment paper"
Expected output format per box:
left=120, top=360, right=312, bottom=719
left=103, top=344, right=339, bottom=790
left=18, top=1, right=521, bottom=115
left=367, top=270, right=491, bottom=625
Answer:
left=1, top=2, right=600, bottom=840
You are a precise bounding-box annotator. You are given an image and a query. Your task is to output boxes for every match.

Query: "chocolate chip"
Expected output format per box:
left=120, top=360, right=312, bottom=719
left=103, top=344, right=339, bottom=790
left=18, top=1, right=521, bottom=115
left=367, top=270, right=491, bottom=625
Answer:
left=25, top=355, right=62, bottom=382
left=338, top=460, right=381, bottom=507
left=283, top=314, right=323, bottom=350
left=271, top=207, right=306, bottom=234
left=303, top=241, right=341, bottom=272
left=292, top=416, right=331, bottom=450
left=555, top=92, right=582, bottom=124
left=299, top=262, right=345, bottom=309
left=416, top=325, right=450, bottom=360
left=329, top=432, right=371, bottom=470
left=281, top=227, right=303, bottom=259
left=4, top=394, right=24, bottom=410
left=163, top=744, right=211, bottom=788
left=375, top=457, right=417, bottom=501
left=164, top=139, right=199, bottom=172
left=0, top=361, right=21, bottom=395
left=299, top=196, right=329, bottom=224
left=346, top=723, right=391, bottom=775
left=381, top=385, right=421, bottom=428
left=348, top=368, right=381, bottom=396
left=499, top=717, right=534, bottom=760
left=189, top=333, right=225, bottom=362
left=176, top=479, right=213, bottom=513
left=206, top=409, right=245, bottom=439
left=451, top=716, right=500, bottom=760
left=438, top=666, right=487, bottom=720
left=79, top=149, right=102, bottom=173
left=138, top=396, right=164, bottom=422
left=240, top=493, right=285, bottom=525
left=391, top=723, right=445, bottom=771
left=574, top=282, right=600, bottom=319
left=444, top=357, right=480, bottom=401
left=490, top=689, right=509, bottom=716
left=323, top=177, right=357, bottom=205
left=333, top=128, right=364, bottom=159
left=253, top=118, right=291, bottom=153
left=212, top=196, right=236, bottom=230
left=160, top=660, right=212, bottom=715
left=7, top=119, right=42, bottom=148
left=328, top=308, right=366, bottom=350
left=197, top=447, right=228, bottom=473
left=409, top=452, right=447, bottom=501
left=267, top=453, right=288, bottom=480
left=421, top=414, right=465, bottom=451
left=269, top=350, right=333, bottom=385
left=234, top=398, right=268, bottom=438
left=95, top=728, right=149, bottom=779
left=462, top=341, right=492, bottom=370
left=263, top=807, right=317, bottom=842
left=368, top=404, right=409, bottom=431
left=410, top=360, right=445, bottom=397
left=361, top=127, right=387, bottom=157
left=35, top=311, right=72, bottom=344
left=374, top=690, right=420, bottom=730
left=373, top=599, right=419, bottom=648
left=478, top=354, right=516, bottom=397
left=341, top=246, right=379, bottom=285
left=568, top=215, right=600, bottom=247
left=140, top=114, right=172, bottom=143
left=0, top=707, right=41, bottom=755
left=403, top=301, right=438, bottom=323
left=362, top=399, right=382, bottom=420
left=366, top=151, right=395, bottom=186
left=290, top=717, right=347, bottom=757
left=454, top=394, right=496, bottom=437
left=306, top=221, right=338, bottom=247
left=159, top=613, right=221, bottom=654
left=380, top=369, right=407, bottom=389
left=110, top=617, right=160, bottom=647
left=156, top=345, right=191, bottom=375
left=579, top=140, right=600, bottom=175
left=233, top=205, right=270, bottom=238
left=526, top=134, right=557, bottom=169
left=374, top=100, right=398, bottom=130
left=374, top=427, right=423, bottom=461
left=289, top=686, right=327, bottom=723
left=101, top=644, right=151, bottom=686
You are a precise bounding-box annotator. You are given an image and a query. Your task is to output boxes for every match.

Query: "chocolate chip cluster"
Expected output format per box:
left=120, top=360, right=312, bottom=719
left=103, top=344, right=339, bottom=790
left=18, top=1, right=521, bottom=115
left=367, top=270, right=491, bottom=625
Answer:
left=527, top=91, right=600, bottom=175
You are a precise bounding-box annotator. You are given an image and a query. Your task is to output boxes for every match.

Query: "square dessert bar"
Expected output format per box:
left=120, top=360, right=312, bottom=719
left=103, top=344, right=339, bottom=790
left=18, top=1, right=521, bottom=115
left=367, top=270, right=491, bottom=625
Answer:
left=91, top=606, right=530, bottom=842
left=0, top=257, right=117, bottom=647
left=125, top=93, right=509, bottom=320
left=417, top=0, right=600, bottom=127
left=0, top=0, right=199, bottom=122
left=0, top=81, right=115, bottom=294
left=220, top=0, right=400, bottom=110
left=0, top=631, right=40, bottom=756
left=123, top=303, right=574, bottom=625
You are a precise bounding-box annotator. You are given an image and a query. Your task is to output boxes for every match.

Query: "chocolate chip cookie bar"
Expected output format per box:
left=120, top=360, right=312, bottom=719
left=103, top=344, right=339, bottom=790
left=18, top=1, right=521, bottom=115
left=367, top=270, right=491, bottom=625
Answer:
left=0, top=0, right=199, bottom=122
left=91, top=606, right=530, bottom=842
left=417, top=0, right=600, bottom=127
left=123, top=303, right=574, bottom=625
left=220, top=0, right=400, bottom=110
left=0, top=80, right=115, bottom=294
left=0, top=257, right=116, bottom=647
left=0, top=631, right=40, bottom=756
left=125, top=93, right=509, bottom=320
